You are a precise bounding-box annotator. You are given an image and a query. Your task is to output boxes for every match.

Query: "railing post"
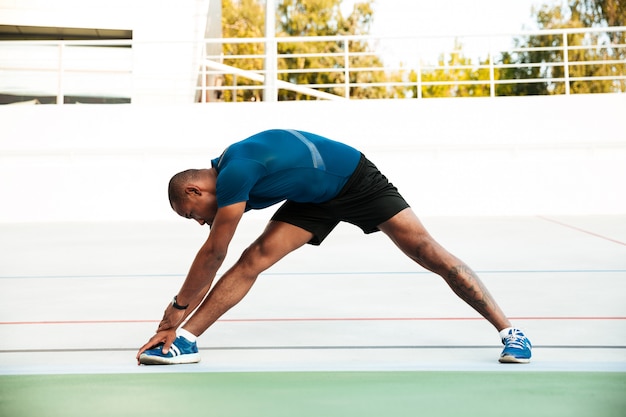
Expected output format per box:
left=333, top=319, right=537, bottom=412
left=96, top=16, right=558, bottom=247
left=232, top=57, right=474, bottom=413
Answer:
left=264, top=0, right=277, bottom=101
left=57, top=42, right=65, bottom=105
left=416, top=60, right=422, bottom=99
left=563, top=31, right=570, bottom=95
left=344, top=39, right=350, bottom=99
left=489, top=37, right=495, bottom=97
left=201, top=44, right=206, bottom=103
left=264, top=38, right=278, bottom=101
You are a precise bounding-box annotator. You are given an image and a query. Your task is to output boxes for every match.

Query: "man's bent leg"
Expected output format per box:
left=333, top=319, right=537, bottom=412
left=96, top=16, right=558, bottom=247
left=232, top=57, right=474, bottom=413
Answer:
left=182, top=220, right=313, bottom=337
left=377, top=208, right=511, bottom=331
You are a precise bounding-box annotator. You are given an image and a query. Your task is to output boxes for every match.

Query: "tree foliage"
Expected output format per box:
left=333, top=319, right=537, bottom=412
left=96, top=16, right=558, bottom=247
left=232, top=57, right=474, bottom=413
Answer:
left=221, top=0, right=266, bottom=102
left=569, top=0, right=625, bottom=27
left=418, top=39, right=492, bottom=98
left=498, top=0, right=625, bottom=95
left=220, top=0, right=625, bottom=100
left=221, top=0, right=405, bottom=101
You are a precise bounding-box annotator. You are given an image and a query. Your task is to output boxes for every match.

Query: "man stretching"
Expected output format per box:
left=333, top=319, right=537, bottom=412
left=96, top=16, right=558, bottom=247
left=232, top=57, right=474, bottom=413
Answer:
left=137, top=129, right=532, bottom=365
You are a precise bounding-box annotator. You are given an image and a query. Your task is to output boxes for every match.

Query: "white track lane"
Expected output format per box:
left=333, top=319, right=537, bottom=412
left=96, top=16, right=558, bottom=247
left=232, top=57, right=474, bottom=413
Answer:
left=1, top=216, right=625, bottom=375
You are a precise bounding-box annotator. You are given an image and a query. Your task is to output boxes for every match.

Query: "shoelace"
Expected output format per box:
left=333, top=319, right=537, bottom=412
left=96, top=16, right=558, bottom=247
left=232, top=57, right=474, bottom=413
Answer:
left=503, top=332, right=527, bottom=349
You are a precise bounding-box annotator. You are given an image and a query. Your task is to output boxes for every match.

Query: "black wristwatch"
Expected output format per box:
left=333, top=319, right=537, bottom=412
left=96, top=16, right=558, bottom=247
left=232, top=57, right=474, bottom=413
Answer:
left=172, top=295, right=189, bottom=310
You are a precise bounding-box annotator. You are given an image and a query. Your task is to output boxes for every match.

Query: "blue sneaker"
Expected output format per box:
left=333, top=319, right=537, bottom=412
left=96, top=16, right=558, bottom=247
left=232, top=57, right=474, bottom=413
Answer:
left=499, top=328, right=532, bottom=363
left=139, top=336, right=201, bottom=365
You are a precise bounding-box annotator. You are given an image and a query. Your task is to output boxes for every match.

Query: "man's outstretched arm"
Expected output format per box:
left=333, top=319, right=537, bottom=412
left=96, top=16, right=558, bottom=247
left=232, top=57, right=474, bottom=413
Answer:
left=136, top=202, right=246, bottom=359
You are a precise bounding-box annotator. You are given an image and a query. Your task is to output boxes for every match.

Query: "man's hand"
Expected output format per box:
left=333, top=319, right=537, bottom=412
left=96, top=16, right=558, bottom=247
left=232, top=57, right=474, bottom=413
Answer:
left=136, top=329, right=176, bottom=364
left=157, top=302, right=187, bottom=333
left=135, top=301, right=186, bottom=364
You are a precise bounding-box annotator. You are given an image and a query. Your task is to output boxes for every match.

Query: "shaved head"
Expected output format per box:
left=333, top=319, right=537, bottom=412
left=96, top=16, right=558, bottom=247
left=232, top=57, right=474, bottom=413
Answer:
left=168, top=169, right=202, bottom=207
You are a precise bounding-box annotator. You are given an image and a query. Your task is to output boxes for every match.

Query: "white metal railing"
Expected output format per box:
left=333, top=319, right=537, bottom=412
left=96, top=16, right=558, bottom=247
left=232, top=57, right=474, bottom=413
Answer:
left=201, top=59, right=346, bottom=101
left=1, top=27, right=624, bottom=104
left=0, top=40, right=133, bottom=104
left=200, top=26, right=626, bottom=101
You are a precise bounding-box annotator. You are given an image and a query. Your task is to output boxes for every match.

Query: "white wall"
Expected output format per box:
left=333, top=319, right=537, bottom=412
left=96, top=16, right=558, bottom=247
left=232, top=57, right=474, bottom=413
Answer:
left=0, top=94, right=625, bottom=223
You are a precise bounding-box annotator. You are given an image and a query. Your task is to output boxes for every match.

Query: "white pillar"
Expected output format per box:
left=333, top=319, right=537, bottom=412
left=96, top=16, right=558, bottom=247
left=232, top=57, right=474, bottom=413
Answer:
left=264, top=0, right=277, bottom=101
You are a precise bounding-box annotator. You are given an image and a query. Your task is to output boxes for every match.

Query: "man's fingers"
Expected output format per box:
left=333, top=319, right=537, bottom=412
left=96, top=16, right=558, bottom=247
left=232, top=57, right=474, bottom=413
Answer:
left=136, top=342, right=153, bottom=364
left=136, top=333, right=167, bottom=363
left=136, top=330, right=177, bottom=364
left=162, top=338, right=173, bottom=354
left=136, top=339, right=158, bottom=361
left=162, top=330, right=178, bottom=354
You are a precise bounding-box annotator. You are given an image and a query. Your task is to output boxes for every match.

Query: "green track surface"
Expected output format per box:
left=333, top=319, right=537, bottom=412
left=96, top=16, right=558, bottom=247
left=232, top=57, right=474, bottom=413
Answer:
left=1, top=371, right=624, bottom=417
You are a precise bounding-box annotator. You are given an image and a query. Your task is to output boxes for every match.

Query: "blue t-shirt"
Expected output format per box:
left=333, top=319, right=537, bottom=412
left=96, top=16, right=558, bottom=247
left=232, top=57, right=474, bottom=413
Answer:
left=210, top=129, right=361, bottom=210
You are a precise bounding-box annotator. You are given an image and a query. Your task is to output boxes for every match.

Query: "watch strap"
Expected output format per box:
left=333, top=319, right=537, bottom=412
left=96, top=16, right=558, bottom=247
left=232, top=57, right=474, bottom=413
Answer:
left=172, top=295, right=189, bottom=310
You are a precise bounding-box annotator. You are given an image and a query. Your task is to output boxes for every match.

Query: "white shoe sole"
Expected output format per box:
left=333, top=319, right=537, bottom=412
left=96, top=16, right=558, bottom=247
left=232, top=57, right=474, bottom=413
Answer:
left=499, top=354, right=530, bottom=364
left=139, top=353, right=201, bottom=365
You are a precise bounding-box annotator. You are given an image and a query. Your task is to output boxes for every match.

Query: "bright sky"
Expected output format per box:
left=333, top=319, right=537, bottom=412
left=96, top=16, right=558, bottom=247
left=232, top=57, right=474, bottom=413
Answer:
left=341, top=0, right=562, bottom=64
left=346, top=0, right=558, bottom=36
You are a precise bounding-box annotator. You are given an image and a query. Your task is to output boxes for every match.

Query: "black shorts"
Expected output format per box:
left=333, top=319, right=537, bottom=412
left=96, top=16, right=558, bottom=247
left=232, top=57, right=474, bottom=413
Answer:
left=271, top=153, right=410, bottom=245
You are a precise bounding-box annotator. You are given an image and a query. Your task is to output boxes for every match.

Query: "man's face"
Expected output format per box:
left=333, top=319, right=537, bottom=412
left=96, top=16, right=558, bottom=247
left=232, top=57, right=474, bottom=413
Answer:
left=172, top=189, right=217, bottom=226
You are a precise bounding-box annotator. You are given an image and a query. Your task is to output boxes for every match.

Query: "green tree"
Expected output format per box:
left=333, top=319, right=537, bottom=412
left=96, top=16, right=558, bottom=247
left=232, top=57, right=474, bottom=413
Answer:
left=419, top=39, right=491, bottom=98
left=276, top=0, right=405, bottom=100
left=497, top=1, right=625, bottom=95
left=569, top=0, right=625, bottom=27
left=221, top=0, right=406, bottom=101
left=221, top=0, right=266, bottom=102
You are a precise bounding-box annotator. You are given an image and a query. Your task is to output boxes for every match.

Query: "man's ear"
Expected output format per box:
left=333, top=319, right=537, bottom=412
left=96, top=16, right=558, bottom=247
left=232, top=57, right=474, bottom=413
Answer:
left=184, top=185, right=202, bottom=196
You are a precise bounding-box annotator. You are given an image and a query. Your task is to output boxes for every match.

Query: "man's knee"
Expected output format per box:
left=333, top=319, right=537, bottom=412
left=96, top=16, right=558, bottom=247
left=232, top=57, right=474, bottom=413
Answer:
left=235, top=240, right=272, bottom=275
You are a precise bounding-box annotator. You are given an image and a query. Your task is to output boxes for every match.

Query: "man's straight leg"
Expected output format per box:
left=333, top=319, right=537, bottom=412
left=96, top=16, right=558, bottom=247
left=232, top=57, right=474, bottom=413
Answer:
left=138, top=220, right=312, bottom=365
left=378, top=208, right=532, bottom=363
left=378, top=208, right=511, bottom=331
left=182, top=220, right=313, bottom=337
